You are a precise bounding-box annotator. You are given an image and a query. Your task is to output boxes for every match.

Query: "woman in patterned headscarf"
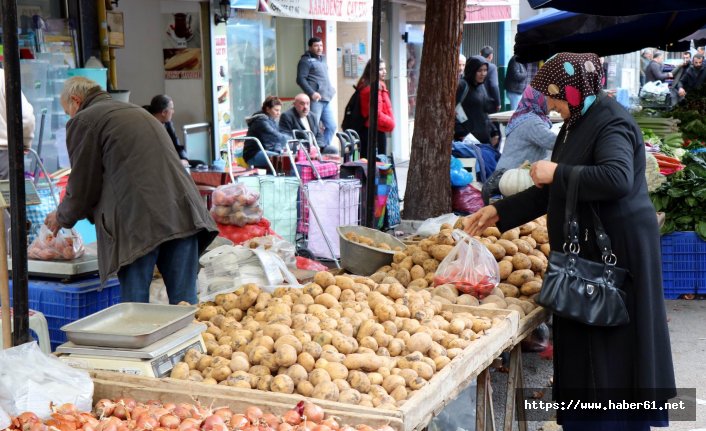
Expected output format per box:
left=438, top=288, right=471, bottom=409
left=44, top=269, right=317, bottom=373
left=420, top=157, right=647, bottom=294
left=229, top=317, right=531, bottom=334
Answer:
left=463, top=53, right=676, bottom=431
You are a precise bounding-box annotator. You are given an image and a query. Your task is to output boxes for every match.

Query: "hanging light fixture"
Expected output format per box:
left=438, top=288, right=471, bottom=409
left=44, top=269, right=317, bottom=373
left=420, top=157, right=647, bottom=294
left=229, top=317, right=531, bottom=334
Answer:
left=214, top=0, right=232, bottom=25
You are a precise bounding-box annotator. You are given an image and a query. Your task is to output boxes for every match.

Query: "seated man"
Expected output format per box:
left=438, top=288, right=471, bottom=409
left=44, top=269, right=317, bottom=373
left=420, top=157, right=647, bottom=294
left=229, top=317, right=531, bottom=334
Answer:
left=279, top=93, right=338, bottom=154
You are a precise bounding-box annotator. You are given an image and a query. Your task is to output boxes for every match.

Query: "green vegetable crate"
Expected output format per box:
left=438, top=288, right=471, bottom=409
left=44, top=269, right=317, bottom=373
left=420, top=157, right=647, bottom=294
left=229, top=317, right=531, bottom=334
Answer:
left=661, top=231, right=706, bottom=299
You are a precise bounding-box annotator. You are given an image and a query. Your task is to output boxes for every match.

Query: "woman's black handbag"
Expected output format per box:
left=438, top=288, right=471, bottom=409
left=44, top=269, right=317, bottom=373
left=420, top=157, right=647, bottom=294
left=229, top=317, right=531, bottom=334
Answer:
left=537, top=166, right=630, bottom=326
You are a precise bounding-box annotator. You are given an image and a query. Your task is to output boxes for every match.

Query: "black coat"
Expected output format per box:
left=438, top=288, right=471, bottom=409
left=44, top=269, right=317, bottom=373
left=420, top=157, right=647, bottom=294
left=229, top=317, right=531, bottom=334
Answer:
left=243, top=112, right=290, bottom=161
left=645, top=60, right=670, bottom=82
left=278, top=107, right=324, bottom=145
left=494, top=94, right=675, bottom=422
left=455, top=81, right=496, bottom=142
left=504, top=55, right=528, bottom=94
left=678, top=64, right=706, bottom=92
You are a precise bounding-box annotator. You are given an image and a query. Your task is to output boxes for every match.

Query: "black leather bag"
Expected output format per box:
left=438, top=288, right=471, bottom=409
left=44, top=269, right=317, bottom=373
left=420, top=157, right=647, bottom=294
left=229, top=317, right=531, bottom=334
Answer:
left=537, top=167, right=630, bottom=326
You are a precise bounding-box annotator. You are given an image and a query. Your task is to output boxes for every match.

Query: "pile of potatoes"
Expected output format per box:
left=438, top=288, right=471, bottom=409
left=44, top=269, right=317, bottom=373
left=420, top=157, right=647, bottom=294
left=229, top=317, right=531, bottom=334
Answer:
left=371, top=219, right=549, bottom=319
left=171, top=273, right=505, bottom=409
left=343, top=232, right=403, bottom=252
left=371, top=223, right=458, bottom=290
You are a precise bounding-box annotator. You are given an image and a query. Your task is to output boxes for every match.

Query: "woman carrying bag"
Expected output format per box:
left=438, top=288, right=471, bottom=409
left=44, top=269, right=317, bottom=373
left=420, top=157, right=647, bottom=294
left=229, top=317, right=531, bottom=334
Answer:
left=464, top=53, right=675, bottom=431
left=356, top=59, right=395, bottom=157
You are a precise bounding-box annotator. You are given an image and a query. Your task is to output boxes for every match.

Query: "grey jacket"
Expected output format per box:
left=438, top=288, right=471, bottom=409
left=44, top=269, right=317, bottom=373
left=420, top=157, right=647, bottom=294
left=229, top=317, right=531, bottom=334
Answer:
left=57, top=89, right=218, bottom=283
left=496, top=115, right=556, bottom=171
left=296, top=51, right=336, bottom=101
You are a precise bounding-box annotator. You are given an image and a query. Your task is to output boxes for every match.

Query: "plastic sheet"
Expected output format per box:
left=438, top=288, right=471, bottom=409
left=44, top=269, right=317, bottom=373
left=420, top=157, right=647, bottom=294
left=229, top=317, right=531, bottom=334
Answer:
left=27, top=225, right=85, bottom=260
left=0, top=342, right=93, bottom=419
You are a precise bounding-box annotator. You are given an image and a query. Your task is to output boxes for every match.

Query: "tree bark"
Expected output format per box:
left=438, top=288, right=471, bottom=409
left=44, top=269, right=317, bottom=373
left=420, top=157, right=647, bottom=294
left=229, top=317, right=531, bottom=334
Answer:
left=402, top=0, right=466, bottom=220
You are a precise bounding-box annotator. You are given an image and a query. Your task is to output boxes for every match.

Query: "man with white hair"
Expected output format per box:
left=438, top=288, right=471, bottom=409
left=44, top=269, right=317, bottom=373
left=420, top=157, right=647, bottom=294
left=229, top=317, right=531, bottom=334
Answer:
left=45, top=77, right=217, bottom=304
left=279, top=93, right=338, bottom=154
left=458, top=54, right=466, bottom=79
left=645, top=50, right=673, bottom=82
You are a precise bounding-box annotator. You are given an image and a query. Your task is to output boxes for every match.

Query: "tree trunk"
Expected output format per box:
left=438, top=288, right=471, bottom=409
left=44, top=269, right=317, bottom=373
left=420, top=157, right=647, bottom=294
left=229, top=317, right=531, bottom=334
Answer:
left=402, top=0, right=466, bottom=220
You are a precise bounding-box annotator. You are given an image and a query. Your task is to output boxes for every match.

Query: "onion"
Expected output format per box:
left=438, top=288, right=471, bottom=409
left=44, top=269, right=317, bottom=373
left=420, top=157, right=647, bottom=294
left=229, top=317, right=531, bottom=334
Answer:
left=282, top=410, right=301, bottom=426
left=320, top=417, right=339, bottom=430
left=245, top=407, right=263, bottom=424
left=312, top=426, right=331, bottom=431
left=56, top=404, right=79, bottom=416
left=200, top=415, right=225, bottom=431
left=146, top=400, right=163, bottom=407
left=178, top=418, right=202, bottom=431
left=17, top=412, right=41, bottom=431
left=261, top=413, right=281, bottom=428
left=212, top=408, right=233, bottom=423
left=160, top=414, right=181, bottom=429
left=131, top=406, right=149, bottom=420
left=163, top=403, right=176, bottom=411
left=277, top=425, right=294, bottom=431
left=376, top=427, right=395, bottom=431
left=296, top=420, right=316, bottom=431
left=94, top=400, right=115, bottom=418
left=112, top=405, right=128, bottom=420
left=229, top=414, right=249, bottom=429
left=116, top=398, right=137, bottom=411
left=135, top=413, right=159, bottom=430
left=301, top=404, right=324, bottom=424
left=172, top=405, right=192, bottom=421
left=28, top=423, right=48, bottom=431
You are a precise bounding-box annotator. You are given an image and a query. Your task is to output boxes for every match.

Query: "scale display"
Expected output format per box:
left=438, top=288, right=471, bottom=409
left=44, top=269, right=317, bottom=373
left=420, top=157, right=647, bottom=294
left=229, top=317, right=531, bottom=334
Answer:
left=0, top=179, right=42, bottom=206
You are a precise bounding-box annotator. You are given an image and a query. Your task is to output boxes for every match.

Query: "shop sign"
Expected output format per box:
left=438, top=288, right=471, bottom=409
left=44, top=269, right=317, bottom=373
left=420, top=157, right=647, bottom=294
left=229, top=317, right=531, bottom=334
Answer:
left=465, top=0, right=517, bottom=24
left=259, top=0, right=373, bottom=22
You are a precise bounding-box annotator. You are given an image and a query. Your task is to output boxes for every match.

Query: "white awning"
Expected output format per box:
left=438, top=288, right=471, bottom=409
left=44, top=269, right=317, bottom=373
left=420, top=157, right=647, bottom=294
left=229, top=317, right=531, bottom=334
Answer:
left=258, top=0, right=373, bottom=22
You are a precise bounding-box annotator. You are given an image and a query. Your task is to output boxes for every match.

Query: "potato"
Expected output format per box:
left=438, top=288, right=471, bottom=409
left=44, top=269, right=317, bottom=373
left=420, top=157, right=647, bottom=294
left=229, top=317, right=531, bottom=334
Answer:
left=434, top=356, right=451, bottom=370
left=407, top=332, right=433, bottom=354
left=482, top=226, right=501, bottom=238
left=497, top=282, right=520, bottom=298
left=500, top=228, right=520, bottom=241
left=324, top=362, right=349, bottom=380
left=519, top=222, right=538, bottom=235
left=312, top=381, right=340, bottom=401
left=422, top=259, right=439, bottom=275
left=480, top=295, right=507, bottom=309
left=471, top=317, right=492, bottom=332
left=347, top=370, right=372, bottom=393
left=343, top=353, right=384, bottom=372
left=332, top=334, right=358, bottom=354
left=309, top=368, right=331, bottom=386
left=392, top=252, right=407, bottom=264
left=531, top=227, right=549, bottom=244
left=211, top=366, right=232, bottom=382
left=456, top=294, right=480, bottom=306
left=410, top=361, right=434, bottom=380
left=314, top=293, right=339, bottom=309
left=270, top=374, right=295, bottom=394
left=495, top=260, right=513, bottom=281
left=430, top=245, right=453, bottom=261
left=297, top=380, right=315, bottom=397
left=507, top=304, right=526, bottom=318
left=511, top=253, right=532, bottom=270
left=433, top=284, right=459, bottom=302
left=411, top=251, right=431, bottom=265
left=496, top=239, right=519, bottom=256
left=520, top=280, right=543, bottom=296
left=507, top=269, right=535, bottom=287
left=511, top=239, right=533, bottom=255
left=197, top=305, right=219, bottom=321
left=184, top=349, right=201, bottom=370
left=387, top=338, right=405, bottom=357
left=170, top=362, right=190, bottom=379
left=275, top=344, right=298, bottom=367
left=528, top=255, right=546, bottom=273
left=339, top=389, right=362, bottom=405
left=314, top=271, right=336, bottom=288
left=410, top=265, right=426, bottom=281
left=485, top=243, right=506, bottom=260
left=390, top=385, right=408, bottom=402
left=382, top=374, right=406, bottom=394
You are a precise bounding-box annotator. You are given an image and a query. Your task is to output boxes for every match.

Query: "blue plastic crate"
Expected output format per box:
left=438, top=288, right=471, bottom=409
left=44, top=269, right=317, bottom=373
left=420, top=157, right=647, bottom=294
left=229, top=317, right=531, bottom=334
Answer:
left=8, top=277, right=121, bottom=350
left=661, top=232, right=706, bottom=299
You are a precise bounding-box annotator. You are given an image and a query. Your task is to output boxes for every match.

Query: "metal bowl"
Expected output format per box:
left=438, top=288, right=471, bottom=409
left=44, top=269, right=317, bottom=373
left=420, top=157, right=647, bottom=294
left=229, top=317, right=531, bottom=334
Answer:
left=337, top=226, right=405, bottom=276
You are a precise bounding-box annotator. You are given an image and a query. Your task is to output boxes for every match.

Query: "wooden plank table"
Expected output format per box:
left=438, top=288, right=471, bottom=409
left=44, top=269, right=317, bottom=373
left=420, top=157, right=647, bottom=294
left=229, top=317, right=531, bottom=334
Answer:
left=89, top=305, right=519, bottom=431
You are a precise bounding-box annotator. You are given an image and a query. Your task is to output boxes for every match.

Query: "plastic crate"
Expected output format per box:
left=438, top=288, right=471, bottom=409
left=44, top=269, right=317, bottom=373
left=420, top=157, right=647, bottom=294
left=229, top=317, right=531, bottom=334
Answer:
left=8, top=277, right=121, bottom=350
left=660, top=231, right=706, bottom=299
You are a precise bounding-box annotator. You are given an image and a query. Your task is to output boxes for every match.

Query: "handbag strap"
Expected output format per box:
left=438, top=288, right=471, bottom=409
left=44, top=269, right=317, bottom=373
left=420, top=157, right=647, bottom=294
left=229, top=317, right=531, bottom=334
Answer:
left=563, top=166, right=618, bottom=266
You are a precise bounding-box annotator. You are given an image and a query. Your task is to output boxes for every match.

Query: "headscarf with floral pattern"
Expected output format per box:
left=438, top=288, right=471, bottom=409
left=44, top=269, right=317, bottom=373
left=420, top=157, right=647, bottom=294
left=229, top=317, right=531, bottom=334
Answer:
left=530, top=52, right=603, bottom=127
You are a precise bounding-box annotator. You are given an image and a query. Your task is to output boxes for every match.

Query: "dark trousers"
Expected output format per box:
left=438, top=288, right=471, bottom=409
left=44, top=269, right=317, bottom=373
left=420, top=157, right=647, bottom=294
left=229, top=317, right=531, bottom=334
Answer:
left=359, top=129, right=387, bottom=158
left=118, top=234, right=200, bottom=304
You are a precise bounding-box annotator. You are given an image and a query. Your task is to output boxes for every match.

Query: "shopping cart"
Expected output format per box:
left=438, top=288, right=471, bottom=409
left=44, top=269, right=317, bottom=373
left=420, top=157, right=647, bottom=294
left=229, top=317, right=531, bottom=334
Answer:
left=230, top=136, right=347, bottom=267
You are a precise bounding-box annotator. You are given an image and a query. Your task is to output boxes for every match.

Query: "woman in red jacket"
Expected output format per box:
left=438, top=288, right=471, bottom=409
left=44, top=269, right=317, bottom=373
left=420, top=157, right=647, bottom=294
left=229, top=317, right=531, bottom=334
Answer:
left=356, top=59, right=395, bottom=156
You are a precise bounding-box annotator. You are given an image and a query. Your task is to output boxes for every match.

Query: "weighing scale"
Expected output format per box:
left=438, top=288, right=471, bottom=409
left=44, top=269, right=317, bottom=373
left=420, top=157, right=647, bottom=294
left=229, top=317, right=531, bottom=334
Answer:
left=57, top=322, right=206, bottom=377
left=8, top=242, right=100, bottom=279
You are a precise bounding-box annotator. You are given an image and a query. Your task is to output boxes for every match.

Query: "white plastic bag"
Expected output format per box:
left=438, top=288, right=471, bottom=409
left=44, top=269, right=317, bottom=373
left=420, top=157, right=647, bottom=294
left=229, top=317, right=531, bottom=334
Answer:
left=0, top=342, right=93, bottom=419
left=243, top=235, right=297, bottom=269
left=0, top=405, right=10, bottom=430
left=415, top=213, right=460, bottom=237
left=434, top=230, right=500, bottom=298
left=28, top=225, right=85, bottom=260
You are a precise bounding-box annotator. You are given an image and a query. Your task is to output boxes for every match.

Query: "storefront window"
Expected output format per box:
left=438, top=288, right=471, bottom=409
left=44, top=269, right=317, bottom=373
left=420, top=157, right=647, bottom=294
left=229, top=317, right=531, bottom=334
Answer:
left=227, top=12, right=277, bottom=130
left=405, top=24, right=423, bottom=120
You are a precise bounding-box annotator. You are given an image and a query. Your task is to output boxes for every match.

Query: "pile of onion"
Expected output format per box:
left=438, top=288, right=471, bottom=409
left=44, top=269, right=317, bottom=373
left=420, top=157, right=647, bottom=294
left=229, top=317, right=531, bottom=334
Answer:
left=3, top=400, right=397, bottom=431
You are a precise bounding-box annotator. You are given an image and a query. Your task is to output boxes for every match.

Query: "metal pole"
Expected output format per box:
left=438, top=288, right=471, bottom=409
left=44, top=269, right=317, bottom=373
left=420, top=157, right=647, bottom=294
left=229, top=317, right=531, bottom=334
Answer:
left=2, top=0, right=32, bottom=345
left=365, top=0, right=382, bottom=228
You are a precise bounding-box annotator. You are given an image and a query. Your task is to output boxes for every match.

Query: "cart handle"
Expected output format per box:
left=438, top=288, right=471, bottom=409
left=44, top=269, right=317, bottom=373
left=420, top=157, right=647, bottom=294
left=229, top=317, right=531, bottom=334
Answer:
left=229, top=136, right=278, bottom=179
left=292, top=130, right=323, bottom=162
left=26, top=148, right=59, bottom=209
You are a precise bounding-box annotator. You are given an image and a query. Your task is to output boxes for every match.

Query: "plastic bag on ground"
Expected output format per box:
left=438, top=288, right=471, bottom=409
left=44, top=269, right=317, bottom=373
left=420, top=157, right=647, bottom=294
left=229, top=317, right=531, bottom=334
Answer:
left=243, top=235, right=296, bottom=269
left=427, top=382, right=477, bottom=431
left=415, top=213, right=460, bottom=237
left=0, top=342, right=93, bottom=419
left=296, top=256, right=328, bottom=271
left=434, top=230, right=500, bottom=298
left=27, top=224, right=85, bottom=261
left=450, top=156, right=473, bottom=187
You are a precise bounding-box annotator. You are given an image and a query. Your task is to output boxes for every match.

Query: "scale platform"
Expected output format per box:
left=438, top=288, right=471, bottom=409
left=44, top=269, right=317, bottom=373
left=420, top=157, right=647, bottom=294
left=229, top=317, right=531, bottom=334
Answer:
left=9, top=243, right=99, bottom=279
left=57, top=322, right=206, bottom=377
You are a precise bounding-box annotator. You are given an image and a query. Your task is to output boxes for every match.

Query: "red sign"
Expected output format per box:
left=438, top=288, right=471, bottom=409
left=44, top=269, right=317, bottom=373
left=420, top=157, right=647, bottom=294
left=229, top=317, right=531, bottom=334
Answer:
left=312, top=20, right=327, bottom=48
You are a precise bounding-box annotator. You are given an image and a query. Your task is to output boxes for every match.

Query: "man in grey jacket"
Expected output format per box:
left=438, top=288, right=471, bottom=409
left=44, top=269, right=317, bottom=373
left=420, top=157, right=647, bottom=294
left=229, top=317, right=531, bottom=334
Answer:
left=45, top=77, right=218, bottom=304
left=296, top=37, right=336, bottom=147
